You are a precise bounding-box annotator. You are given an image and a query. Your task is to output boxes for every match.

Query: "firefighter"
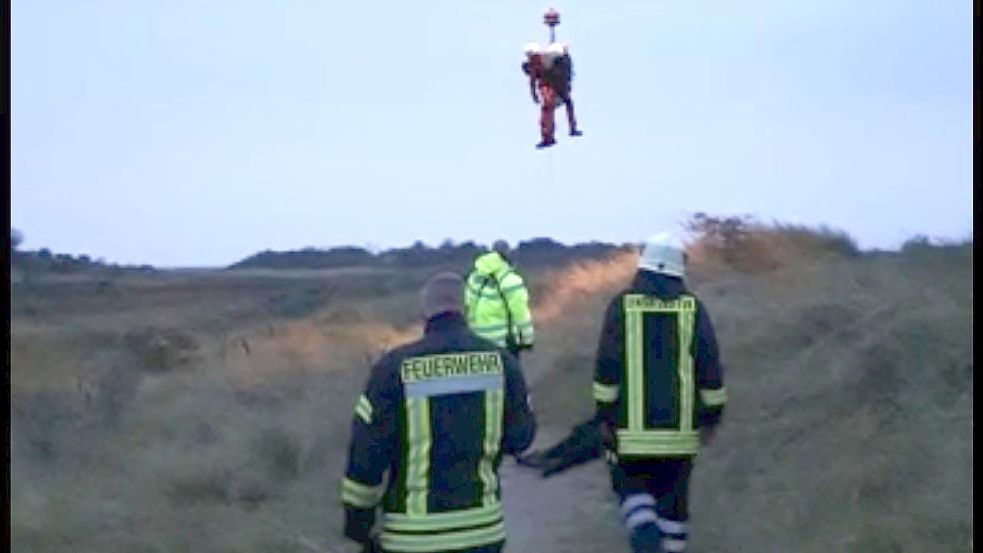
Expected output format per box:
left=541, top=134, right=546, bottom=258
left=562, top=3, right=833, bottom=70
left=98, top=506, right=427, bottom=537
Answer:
left=592, top=233, right=727, bottom=553
left=522, top=41, right=582, bottom=149
left=464, top=241, right=535, bottom=359
left=340, top=271, right=536, bottom=553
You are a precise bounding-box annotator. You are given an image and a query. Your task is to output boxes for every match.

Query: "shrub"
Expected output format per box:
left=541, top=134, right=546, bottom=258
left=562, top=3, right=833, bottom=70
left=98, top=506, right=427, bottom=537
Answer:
left=685, top=212, right=859, bottom=273
left=123, top=328, right=200, bottom=372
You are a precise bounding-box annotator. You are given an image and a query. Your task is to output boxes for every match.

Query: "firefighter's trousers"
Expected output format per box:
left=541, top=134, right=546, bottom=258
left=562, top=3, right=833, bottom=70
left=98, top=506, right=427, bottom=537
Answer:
left=609, top=457, right=693, bottom=553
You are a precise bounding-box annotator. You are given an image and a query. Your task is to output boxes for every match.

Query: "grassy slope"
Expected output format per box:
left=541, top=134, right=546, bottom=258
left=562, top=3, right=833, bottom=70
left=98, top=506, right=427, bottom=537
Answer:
left=9, top=239, right=973, bottom=552
left=526, top=243, right=974, bottom=553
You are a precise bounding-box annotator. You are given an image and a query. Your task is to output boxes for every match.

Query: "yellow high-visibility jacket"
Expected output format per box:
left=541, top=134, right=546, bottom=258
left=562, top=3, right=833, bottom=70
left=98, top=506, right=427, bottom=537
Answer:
left=464, top=252, right=534, bottom=351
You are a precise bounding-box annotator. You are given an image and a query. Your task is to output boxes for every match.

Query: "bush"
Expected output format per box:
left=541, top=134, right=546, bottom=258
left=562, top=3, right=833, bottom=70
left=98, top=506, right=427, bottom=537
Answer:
left=267, top=285, right=336, bottom=318
left=770, top=222, right=859, bottom=257
left=684, top=213, right=755, bottom=252
left=231, top=246, right=376, bottom=269
left=685, top=212, right=859, bottom=273
left=229, top=240, right=626, bottom=271
left=123, top=328, right=200, bottom=372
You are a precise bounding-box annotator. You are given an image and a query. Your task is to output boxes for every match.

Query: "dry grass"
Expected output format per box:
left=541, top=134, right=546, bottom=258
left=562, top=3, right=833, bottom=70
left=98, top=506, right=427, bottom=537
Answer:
left=9, top=228, right=974, bottom=552
left=523, top=235, right=973, bottom=553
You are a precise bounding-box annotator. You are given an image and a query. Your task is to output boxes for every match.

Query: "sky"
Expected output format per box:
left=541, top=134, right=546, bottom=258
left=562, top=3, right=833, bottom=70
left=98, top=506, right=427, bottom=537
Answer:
left=11, top=0, right=973, bottom=267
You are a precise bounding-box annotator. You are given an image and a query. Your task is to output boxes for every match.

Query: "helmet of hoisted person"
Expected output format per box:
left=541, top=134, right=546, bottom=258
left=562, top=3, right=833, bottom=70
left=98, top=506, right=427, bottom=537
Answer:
left=524, top=42, right=542, bottom=58
left=545, top=41, right=569, bottom=57
left=638, top=232, right=687, bottom=278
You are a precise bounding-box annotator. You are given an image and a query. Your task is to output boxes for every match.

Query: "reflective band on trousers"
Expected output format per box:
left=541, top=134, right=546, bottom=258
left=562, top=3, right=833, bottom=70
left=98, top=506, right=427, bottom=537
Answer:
left=625, top=509, right=659, bottom=530
left=656, top=517, right=688, bottom=535
left=620, top=493, right=656, bottom=516
left=662, top=537, right=688, bottom=552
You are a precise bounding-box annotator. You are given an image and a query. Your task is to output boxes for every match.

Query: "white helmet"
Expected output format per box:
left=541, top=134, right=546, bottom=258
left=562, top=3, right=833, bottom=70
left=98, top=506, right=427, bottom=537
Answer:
left=524, top=42, right=542, bottom=57
left=545, top=41, right=568, bottom=56
left=638, top=232, right=686, bottom=277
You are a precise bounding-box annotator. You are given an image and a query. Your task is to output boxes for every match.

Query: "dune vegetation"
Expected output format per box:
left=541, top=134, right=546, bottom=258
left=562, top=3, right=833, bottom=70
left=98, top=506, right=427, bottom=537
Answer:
left=9, top=219, right=973, bottom=552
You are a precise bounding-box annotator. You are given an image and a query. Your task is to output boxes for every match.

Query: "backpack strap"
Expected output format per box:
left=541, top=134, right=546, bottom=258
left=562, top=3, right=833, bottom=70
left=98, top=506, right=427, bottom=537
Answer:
left=490, top=270, right=519, bottom=350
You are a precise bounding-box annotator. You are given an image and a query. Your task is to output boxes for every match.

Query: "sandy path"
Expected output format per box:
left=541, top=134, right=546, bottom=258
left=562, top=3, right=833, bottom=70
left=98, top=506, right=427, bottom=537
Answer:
left=499, top=427, right=627, bottom=553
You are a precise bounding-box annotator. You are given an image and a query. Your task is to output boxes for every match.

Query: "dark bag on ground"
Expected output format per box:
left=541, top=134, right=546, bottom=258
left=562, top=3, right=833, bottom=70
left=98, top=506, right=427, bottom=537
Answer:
left=515, top=417, right=602, bottom=477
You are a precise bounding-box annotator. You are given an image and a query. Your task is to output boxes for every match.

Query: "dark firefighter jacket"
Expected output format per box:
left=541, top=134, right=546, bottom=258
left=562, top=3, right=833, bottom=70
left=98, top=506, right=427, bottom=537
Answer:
left=515, top=276, right=727, bottom=478
left=341, top=312, right=536, bottom=553
left=593, top=270, right=726, bottom=459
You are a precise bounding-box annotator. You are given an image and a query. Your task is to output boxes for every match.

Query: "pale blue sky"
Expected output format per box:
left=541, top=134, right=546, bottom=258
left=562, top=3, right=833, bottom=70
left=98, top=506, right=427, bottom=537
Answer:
left=11, top=0, right=972, bottom=266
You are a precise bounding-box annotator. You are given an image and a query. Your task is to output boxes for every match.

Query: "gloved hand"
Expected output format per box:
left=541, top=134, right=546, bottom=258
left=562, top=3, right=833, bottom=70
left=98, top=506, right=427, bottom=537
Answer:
left=598, top=421, right=618, bottom=452
left=360, top=535, right=383, bottom=553
left=507, top=344, right=532, bottom=356
left=699, top=425, right=718, bottom=446
left=334, top=541, right=367, bottom=553
left=531, top=93, right=540, bottom=105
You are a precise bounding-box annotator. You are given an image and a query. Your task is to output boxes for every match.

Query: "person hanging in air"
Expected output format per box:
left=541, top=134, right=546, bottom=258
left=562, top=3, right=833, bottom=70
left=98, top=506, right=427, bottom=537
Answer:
left=522, top=41, right=583, bottom=149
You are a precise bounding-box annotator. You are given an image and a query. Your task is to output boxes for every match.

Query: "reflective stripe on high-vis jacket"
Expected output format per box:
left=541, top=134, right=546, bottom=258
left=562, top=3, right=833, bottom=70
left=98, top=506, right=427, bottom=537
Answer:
left=619, top=294, right=698, bottom=456
left=468, top=323, right=510, bottom=346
